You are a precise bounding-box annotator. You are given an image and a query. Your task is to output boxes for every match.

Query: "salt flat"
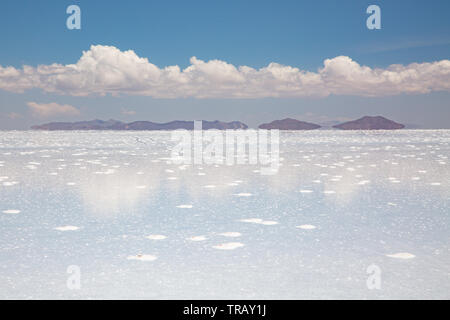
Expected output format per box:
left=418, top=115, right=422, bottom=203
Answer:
left=0, top=130, right=449, bottom=299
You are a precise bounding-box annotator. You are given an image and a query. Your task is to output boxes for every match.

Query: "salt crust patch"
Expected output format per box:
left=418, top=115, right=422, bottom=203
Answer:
left=219, top=232, right=242, bottom=237
left=3, top=210, right=20, bottom=214
left=187, top=236, right=207, bottom=242
left=234, top=193, right=252, bottom=197
left=177, top=204, right=193, bottom=209
left=386, top=252, right=415, bottom=259
left=296, top=224, right=316, bottom=230
left=212, top=242, right=244, bottom=250
left=240, top=218, right=278, bottom=225
left=54, top=226, right=79, bottom=231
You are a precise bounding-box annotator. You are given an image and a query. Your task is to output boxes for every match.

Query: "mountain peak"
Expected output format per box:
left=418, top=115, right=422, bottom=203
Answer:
left=258, top=118, right=321, bottom=130
left=333, top=116, right=405, bottom=130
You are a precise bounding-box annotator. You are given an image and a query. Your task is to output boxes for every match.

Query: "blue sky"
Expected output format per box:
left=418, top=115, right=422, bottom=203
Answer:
left=1, top=0, right=450, bottom=129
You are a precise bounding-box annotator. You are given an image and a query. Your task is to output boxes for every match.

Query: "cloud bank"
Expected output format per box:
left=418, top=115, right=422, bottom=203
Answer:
left=27, top=102, right=80, bottom=118
left=1, top=45, right=449, bottom=98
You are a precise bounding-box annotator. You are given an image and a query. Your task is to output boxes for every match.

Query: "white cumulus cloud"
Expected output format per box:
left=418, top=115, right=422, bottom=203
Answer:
left=27, top=102, right=80, bottom=118
left=0, top=45, right=449, bottom=98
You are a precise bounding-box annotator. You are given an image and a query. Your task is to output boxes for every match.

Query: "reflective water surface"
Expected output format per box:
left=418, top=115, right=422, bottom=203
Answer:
left=0, top=130, right=449, bottom=299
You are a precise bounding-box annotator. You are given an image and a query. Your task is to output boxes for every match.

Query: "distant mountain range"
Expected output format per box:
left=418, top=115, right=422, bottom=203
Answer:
left=31, top=119, right=248, bottom=131
left=31, top=116, right=406, bottom=131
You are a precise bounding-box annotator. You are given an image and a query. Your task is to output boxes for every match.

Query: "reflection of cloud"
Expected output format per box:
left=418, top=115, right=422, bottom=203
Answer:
left=1, top=45, right=450, bottom=98
left=27, top=102, right=80, bottom=118
left=7, top=112, right=22, bottom=120
left=79, top=169, right=160, bottom=218
left=121, top=108, right=136, bottom=116
left=2, top=131, right=448, bottom=219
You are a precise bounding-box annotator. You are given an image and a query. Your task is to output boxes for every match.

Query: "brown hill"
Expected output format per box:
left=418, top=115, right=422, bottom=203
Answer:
left=258, top=118, right=321, bottom=130
left=333, top=116, right=405, bottom=130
